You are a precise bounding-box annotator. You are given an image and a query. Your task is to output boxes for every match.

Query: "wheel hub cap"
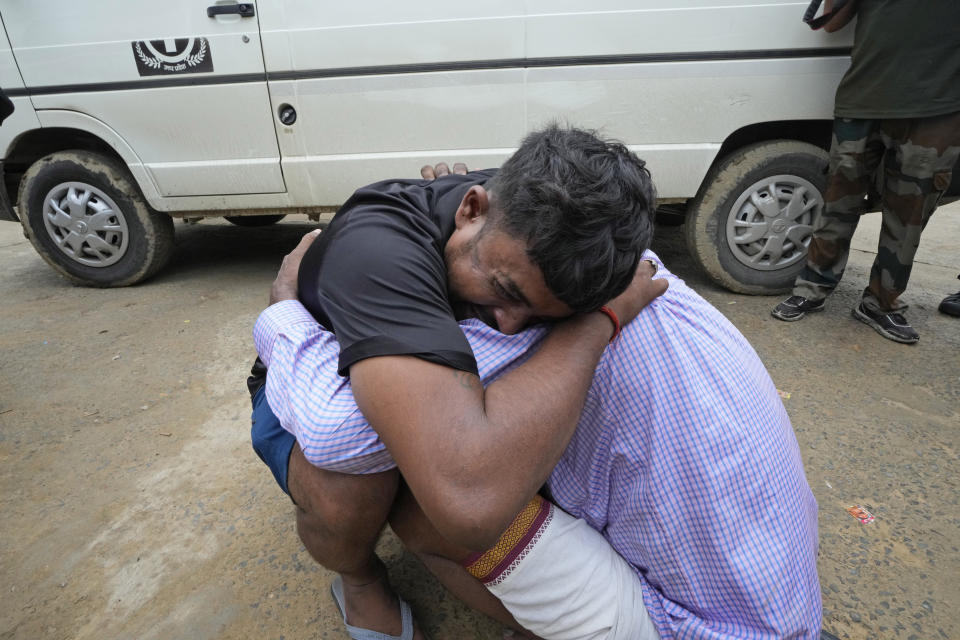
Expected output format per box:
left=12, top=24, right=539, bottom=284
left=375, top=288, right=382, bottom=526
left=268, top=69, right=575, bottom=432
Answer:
left=725, top=174, right=823, bottom=272
left=41, top=182, right=129, bottom=268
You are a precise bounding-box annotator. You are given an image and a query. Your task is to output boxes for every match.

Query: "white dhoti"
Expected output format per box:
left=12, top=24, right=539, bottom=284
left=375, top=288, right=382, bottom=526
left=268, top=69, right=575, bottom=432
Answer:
left=464, top=496, right=660, bottom=640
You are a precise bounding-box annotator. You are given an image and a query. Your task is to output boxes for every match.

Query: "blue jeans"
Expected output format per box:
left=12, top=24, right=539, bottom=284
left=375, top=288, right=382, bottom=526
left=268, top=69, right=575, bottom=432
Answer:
left=250, top=384, right=296, bottom=497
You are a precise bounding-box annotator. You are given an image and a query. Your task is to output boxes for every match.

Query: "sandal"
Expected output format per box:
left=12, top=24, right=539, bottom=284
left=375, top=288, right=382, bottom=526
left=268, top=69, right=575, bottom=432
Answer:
left=330, top=575, right=415, bottom=640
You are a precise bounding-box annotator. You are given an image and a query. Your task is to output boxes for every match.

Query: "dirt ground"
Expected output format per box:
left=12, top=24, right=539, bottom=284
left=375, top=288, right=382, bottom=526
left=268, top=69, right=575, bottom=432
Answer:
left=1, top=202, right=958, bottom=640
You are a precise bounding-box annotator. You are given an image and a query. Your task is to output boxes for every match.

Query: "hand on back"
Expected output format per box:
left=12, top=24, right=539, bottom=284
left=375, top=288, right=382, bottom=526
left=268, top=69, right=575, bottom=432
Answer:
left=270, top=228, right=321, bottom=305
left=601, top=259, right=668, bottom=329
left=420, top=162, right=468, bottom=179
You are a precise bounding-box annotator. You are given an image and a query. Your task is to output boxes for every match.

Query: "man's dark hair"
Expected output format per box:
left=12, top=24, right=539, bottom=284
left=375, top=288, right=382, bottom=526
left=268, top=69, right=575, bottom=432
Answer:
left=485, top=125, right=655, bottom=313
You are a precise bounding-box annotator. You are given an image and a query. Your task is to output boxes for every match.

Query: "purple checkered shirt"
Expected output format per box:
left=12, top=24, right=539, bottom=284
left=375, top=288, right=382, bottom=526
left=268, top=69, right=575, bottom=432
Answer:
left=254, top=253, right=822, bottom=639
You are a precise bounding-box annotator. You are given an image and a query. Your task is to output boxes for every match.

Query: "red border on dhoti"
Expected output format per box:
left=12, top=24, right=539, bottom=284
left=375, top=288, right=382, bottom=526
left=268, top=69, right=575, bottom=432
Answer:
left=473, top=499, right=552, bottom=585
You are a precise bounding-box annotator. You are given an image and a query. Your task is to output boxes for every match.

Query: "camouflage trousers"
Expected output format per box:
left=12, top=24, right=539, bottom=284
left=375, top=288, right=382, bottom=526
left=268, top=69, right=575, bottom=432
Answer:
left=793, top=110, right=960, bottom=312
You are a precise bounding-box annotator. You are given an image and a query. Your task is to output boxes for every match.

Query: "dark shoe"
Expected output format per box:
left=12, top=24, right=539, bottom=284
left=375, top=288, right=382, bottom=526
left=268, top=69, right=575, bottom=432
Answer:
left=939, top=291, right=960, bottom=317
left=771, top=295, right=825, bottom=321
left=852, top=303, right=919, bottom=344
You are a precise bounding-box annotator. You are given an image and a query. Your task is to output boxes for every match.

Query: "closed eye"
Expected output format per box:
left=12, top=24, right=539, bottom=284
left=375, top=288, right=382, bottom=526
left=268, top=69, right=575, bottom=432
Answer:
left=493, top=276, right=530, bottom=306
left=492, top=279, right=519, bottom=302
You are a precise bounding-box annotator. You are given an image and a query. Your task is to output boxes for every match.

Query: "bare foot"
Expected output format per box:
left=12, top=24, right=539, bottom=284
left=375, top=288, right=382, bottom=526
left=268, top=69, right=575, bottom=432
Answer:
left=339, top=572, right=426, bottom=640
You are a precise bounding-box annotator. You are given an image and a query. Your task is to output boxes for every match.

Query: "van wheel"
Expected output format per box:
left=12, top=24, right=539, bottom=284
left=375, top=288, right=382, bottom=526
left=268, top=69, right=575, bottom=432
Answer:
left=685, top=140, right=828, bottom=294
left=224, top=214, right=286, bottom=227
left=18, top=150, right=174, bottom=287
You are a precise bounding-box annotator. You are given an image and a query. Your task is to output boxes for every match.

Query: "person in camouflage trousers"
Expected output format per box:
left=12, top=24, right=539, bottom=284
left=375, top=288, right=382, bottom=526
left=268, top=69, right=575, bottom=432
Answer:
left=780, top=114, right=960, bottom=336
left=772, top=0, right=960, bottom=343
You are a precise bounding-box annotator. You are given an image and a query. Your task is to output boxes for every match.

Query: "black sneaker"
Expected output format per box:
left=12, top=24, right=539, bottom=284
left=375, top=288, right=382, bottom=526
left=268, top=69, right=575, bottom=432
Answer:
left=852, top=303, right=919, bottom=344
left=939, top=290, right=960, bottom=317
left=771, top=295, right=825, bottom=321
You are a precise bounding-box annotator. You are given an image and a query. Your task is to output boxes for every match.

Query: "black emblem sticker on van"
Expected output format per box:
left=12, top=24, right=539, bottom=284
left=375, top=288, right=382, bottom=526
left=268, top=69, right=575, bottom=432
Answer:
left=131, top=38, right=214, bottom=76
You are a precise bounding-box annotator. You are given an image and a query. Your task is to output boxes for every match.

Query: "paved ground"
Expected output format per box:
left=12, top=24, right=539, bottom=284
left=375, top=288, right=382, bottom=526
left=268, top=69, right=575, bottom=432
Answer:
left=1, top=202, right=957, bottom=640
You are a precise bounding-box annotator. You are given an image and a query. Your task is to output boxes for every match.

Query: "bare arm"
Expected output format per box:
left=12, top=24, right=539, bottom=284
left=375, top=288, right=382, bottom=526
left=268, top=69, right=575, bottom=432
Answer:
left=822, top=0, right=858, bottom=32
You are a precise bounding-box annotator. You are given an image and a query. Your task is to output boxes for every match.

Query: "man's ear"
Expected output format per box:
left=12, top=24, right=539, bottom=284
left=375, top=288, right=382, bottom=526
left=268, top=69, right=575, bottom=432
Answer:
left=454, top=185, right=490, bottom=230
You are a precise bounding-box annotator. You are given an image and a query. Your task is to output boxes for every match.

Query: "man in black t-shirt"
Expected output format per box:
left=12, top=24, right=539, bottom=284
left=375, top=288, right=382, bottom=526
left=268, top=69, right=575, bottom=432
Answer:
left=251, top=126, right=664, bottom=639
left=295, top=169, right=501, bottom=377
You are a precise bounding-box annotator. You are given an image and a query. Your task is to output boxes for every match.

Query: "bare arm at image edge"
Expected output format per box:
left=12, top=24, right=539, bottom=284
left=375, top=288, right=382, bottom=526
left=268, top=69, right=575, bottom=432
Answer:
left=822, top=0, right=858, bottom=32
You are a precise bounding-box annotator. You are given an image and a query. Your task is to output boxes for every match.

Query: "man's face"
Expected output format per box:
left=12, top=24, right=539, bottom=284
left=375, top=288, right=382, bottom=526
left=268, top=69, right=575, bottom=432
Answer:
left=445, top=187, right=573, bottom=334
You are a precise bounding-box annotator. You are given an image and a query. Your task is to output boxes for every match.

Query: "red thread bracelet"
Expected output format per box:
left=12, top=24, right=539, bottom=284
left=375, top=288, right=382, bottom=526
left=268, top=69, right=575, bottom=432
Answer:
left=598, top=306, right=621, bottom=343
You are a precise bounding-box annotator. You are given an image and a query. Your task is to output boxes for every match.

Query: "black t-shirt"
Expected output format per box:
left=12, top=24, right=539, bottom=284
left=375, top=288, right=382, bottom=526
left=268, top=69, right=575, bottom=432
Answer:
left=298, top=170, right=496, bottom=376
left=834, top=0, right=960, bottom=119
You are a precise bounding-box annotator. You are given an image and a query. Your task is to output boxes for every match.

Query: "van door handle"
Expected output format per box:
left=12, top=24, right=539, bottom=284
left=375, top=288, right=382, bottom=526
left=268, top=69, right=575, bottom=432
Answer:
left=207, top=3, right=255, bottom=18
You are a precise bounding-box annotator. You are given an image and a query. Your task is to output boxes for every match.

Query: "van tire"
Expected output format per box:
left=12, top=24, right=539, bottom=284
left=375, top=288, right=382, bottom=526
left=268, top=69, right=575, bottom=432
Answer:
left=18, top=151, right=174, bottom=287
left=685, top=140, right=828, bottom=295
left=224, top=214, right=286, bottom=227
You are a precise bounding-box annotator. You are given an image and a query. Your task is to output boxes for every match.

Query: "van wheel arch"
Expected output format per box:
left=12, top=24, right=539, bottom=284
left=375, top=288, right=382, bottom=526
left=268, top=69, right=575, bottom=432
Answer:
left=4, top=127, right=128, bottom=210
left=711, top=120, right=832, bottom=171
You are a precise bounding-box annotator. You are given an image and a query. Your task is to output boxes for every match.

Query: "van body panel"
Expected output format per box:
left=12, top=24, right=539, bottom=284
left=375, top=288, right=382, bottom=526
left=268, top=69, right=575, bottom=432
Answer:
left=258, top=2, right=524, bottom=71
left=2, top=0, right=285, bottom=197
left=526, top=56, right=850, bottom=197
left=521, top=1, right=851, bottom=196
left=265, top=71, right=525, bottom=204
left=28, top=83, right=286, bottom=197
left=258, top=2, right=526, bottom=203
left=524, top=1, right=847, bottom=57
left=0, top=14, right=40, bottom=160
left=249, top=0, right=853, bottom=205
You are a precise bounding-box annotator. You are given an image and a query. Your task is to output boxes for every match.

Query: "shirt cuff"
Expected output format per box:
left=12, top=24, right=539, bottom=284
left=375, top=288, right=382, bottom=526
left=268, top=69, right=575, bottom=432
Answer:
left=253, top=299, right=318, bottom=367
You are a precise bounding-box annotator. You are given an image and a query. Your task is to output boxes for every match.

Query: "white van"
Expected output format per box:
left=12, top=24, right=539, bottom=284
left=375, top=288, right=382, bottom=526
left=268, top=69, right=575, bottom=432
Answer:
left=0, top=1, right=857, bottom=291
